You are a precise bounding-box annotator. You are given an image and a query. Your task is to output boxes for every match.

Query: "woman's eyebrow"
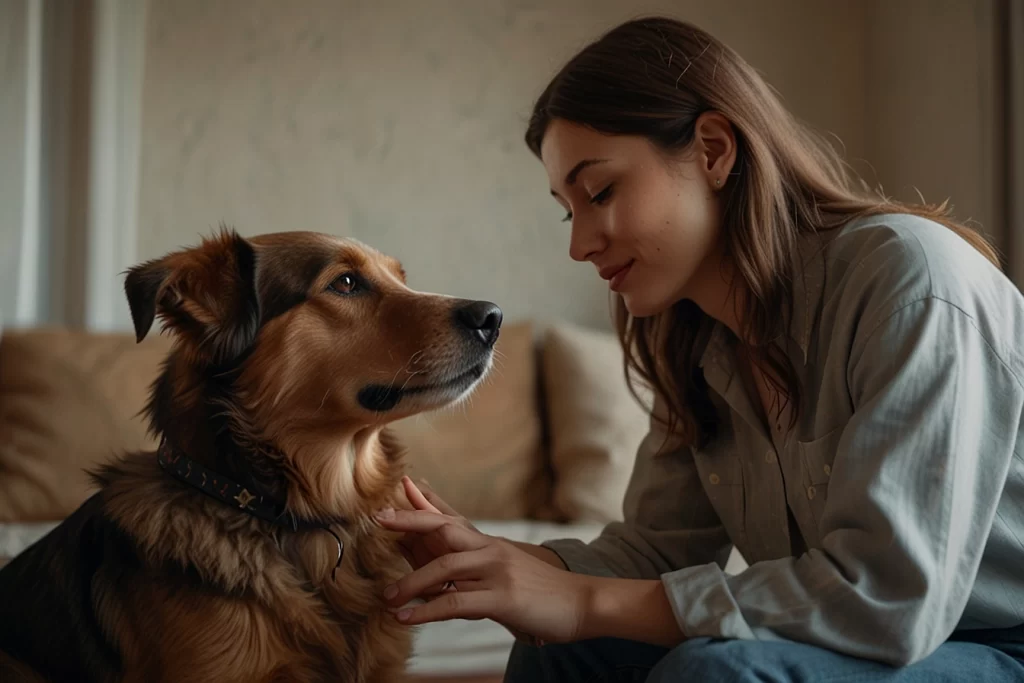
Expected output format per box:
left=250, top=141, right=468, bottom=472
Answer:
left=550, top=158, right=610, bottom=197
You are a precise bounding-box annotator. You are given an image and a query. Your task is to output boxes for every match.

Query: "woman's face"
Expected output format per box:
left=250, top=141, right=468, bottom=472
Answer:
left=540, top=115, right=736, bottom=318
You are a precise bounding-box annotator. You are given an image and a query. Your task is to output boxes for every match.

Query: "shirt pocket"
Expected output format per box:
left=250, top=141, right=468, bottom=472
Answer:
left=694, top=447, right=746, bottom=534
left=796, top=425, right=843, bottom=528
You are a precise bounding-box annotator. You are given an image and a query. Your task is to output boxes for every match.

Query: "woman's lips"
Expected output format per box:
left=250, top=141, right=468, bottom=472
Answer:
left=606, top=260, right=634, bottom=292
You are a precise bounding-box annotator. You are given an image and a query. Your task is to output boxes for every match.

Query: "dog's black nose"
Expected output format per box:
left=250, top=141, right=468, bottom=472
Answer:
left=455, top=301, right=503, bottom=347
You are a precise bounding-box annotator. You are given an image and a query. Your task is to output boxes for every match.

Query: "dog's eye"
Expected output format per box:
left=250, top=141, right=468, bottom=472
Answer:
left=329, top=273, right=360, bottom=295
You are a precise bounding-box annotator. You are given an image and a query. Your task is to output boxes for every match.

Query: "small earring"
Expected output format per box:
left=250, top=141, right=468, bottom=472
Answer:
left=715, top=178, right=721, bottom=186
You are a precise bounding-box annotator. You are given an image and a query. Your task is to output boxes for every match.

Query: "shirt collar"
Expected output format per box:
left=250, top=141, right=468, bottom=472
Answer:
left=699, top=229, right=830, bottom=369
left=787, top=229, right=830, bottom=364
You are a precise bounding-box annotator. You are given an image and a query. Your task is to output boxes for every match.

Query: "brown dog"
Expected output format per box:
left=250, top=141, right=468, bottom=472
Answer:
left=0, top=228, right=502, bottom=682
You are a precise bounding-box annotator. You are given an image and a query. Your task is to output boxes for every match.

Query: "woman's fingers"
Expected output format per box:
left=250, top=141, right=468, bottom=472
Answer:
left=393, top=588, right=498, bottom=625
left=397, top=543, right=417, bottom=569
left=422, top=579, right=483, bottom=600
left=409, top=477, right=460, bottom=517
left=402, top=476, right=442, bottom=514
left=375, top=508, right=447, bottom=533
left=376, top=508, right=473, bottom=538
left=384, top=547, right=492, bottom=607
left=417, top=577, right=485, bottom=600
left=397, top=533, right=437, bottom=565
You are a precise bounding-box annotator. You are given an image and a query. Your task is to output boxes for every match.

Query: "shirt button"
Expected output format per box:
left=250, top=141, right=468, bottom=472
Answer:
left=764, top=450, right=776, bottom=464
left=709, top=473, right=720, bottom=485
left=823, top=464, right=831, bottom=476
left=807, top=486, right=816, bottom=500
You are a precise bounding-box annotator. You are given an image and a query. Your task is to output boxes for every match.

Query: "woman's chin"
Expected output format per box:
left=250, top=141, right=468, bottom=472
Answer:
left=619, top=292, right=674, bottom=319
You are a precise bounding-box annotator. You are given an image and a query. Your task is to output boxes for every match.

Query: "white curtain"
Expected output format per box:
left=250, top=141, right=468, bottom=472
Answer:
left=0, top=0, right=43, bottom=329
left=0, top=0, right=146, bottom=332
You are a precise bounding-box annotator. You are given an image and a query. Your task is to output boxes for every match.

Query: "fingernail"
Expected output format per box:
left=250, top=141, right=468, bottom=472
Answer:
left=383, top=584, right=398, bottom=600
left=375, top=507, right=394, bottom=521
left=396, top=609, right=412, bottom=621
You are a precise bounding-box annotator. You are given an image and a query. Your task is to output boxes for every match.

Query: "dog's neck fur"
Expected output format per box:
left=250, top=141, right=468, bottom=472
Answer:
left=143, top=351, right=403, bottom=525
left=146, top=354, right=288, bottom=503
left=92, top=348, right=405, bottom=601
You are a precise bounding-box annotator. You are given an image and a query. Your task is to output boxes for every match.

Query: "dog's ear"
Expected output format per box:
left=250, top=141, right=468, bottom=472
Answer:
left=124, top=258, right=171, bottom=343
left=123, top=227, right=260, bottom=365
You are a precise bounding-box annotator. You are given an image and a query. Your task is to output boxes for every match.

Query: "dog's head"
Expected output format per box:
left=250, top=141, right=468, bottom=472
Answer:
left=123, top=228, right=500, bottom=514
left=126, top=227, right=500, bottom=422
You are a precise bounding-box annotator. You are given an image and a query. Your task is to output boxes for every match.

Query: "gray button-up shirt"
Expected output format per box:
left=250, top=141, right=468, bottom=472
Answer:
left=544, top=213, right=1024, bottom=666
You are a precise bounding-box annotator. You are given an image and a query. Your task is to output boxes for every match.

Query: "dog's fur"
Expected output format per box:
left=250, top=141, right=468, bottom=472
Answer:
left=0, top=229, right=501, bottom=682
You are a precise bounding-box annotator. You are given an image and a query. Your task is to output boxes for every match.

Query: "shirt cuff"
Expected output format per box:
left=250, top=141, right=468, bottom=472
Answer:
left=540, top=538, right=618, bottom=578
left=660, top=561, right=759, bottom=641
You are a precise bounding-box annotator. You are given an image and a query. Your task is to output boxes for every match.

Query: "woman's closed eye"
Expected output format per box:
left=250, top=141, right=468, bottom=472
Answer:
left=561, top=184, right=615, bottom=222
left=590, top=184, right=614, bottom=206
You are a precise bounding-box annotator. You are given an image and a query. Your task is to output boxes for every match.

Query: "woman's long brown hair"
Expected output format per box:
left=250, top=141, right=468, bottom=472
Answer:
left=525, top=16, right=1000, bottom=449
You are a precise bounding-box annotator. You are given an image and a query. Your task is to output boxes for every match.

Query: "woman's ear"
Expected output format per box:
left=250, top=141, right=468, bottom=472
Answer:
left=693, top=111, right=737, bottom=189
left=122, top=227, right=261, bottom=365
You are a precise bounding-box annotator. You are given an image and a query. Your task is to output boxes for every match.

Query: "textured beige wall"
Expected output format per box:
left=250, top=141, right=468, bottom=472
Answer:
left=864, top=0, right=1003, bottom=253
left=136, top=0, right=867, bottom=330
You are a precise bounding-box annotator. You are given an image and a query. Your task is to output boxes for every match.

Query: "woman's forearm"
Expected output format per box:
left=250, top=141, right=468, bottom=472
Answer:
left=506, top=541, right=686, bottom=646
left=580, top=576, right=687, bottom=647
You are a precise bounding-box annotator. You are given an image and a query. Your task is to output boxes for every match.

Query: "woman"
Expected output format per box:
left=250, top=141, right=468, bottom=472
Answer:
left=375, top=16, right=1024, bottom=682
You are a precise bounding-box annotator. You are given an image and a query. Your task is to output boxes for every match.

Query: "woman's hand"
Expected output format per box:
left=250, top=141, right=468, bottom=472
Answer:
left=374, top=506, right=595, bottom=644
left=385, top=477, right=477, bottom=584
left=378, top=478, right=686, bottom=647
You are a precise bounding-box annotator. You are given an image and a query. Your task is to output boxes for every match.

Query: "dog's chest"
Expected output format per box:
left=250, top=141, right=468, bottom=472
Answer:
left=268, top=535, right=414, bottom=679
left=119, top=531, right=413, bottom=682
left=129, top=576, right=410, bottom=682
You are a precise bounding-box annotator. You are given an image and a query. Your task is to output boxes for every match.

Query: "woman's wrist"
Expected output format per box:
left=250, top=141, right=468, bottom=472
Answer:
left=509, top=540, right=568, bottom=569
left=578, top=576, right=687, bottom=647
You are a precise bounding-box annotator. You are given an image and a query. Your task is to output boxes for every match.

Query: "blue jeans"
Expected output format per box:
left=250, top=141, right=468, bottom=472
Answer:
left=503, top=626, right=1024, bottom=682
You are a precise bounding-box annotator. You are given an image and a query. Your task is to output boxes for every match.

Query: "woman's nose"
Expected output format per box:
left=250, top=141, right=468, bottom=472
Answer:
left=568, top=220, right=605, bottom=263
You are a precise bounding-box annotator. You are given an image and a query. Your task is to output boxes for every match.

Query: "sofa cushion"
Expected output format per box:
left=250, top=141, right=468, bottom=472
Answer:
left=390, top=322, right=543, bottom=519
left=0, top=322, right=543, bottom=523
left=541, top=322, right=651, bottom=523
left=0, top=329, right=174, bottom=522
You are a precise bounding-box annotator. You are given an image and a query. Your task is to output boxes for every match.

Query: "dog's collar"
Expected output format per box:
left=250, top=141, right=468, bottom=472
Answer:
left=156, top=438, right=346, bottom=580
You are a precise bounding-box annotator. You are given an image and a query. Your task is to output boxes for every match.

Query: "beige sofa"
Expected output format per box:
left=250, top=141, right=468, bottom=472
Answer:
left=0, top=320, right=653, bottom=681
